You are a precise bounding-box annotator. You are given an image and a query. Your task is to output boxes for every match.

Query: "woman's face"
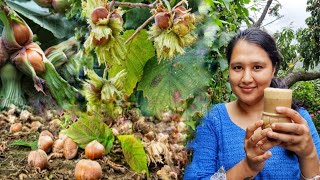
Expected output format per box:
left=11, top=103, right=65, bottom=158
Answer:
left=229, top=40, right=275, bottom=106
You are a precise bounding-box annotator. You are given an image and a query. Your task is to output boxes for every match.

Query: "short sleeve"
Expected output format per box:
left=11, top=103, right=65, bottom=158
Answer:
left=184, top=108, right=220, bottom=180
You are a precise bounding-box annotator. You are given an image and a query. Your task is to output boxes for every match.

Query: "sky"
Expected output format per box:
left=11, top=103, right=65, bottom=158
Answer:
left=252, top=0, right=310, bottom=34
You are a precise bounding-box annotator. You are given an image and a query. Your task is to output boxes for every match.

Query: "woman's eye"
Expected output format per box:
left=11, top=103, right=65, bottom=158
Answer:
left=233, top=66, right=242, bottom=70
left=254, top=66, right=263, bottom=70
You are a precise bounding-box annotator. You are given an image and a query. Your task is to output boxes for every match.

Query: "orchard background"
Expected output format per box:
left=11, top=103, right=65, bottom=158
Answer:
left=0, top=0, right=319, bottom=179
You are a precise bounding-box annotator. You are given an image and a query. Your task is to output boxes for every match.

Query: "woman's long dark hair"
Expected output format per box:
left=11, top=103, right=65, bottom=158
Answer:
left=226, top=28, right=298, bottom=109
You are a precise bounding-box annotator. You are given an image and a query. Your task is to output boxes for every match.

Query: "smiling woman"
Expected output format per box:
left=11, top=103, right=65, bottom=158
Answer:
left=184, top=28, right=320, bottom=180
left=228, top=40, right=275, bottom=107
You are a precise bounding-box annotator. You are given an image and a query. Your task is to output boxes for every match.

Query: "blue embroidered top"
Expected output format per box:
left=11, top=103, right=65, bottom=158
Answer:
left=184, top=103, right=320, bottom=180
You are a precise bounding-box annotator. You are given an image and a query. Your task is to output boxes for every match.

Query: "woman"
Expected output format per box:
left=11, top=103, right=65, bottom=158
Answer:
left=184, top=28, right=320, bottom=179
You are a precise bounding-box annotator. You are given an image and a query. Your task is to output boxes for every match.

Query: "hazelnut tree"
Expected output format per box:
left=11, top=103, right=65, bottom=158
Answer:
left=0, top=0, right=252, bottom=178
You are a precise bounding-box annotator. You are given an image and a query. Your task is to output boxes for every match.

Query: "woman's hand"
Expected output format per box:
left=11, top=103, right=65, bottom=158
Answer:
left=266, top=107, right=316, bottom=158
left=267, top=106, right=319, bottom=178
left=244, top=120, right=281, bottom=172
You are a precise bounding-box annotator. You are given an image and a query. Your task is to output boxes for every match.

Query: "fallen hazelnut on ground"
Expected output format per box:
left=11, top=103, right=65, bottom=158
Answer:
left=38, top=135, right=54, bottom=153
left=19, top=110, right=31, bottom=121
left=27, top=149, right=48, bottom=170
left=40, top=130, right=54, bottom=139
left=30, top=121, right=42, bottom=131
left=75, top=159, right=102, bottom=180
left=85, top=140, right=105, bottom=160
left=63, top=137, right=78, bottom=159
left=52, top=138, right=65, bottom=153
left=48, top=119, right=61, bottom=132
left=10, top=122, right=22, bottom=133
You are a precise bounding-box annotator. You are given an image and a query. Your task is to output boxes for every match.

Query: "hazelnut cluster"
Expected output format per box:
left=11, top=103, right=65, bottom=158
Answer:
left=148, top=0, right=198, bottom=61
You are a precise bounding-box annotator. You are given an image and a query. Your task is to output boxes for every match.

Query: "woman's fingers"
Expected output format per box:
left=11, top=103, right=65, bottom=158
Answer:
left=245, top=120, right=264, bottom=140
left=275, top=107, right=306, bottom=125
left=259, top=138, right=281, bottom=151
left=244, top=121, right=275, bottom=171
left=247, top=127, right=273, bottom=148
left=267, top=130, right=301, bottom=144
left=253, top=151, right=272, bottom=163
left=271, top=123, right=309, bottom=135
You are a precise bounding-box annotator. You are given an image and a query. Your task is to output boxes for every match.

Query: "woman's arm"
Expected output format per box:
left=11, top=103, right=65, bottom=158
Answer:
left=299, top=108, right=320, bottom=178
left=226, top=121, right=280, bottom=180
left=268, top=107, right=320, bottom=178
left=184, top=112, right=220, bottom=180
left=185, top=112, right=279, bottom=180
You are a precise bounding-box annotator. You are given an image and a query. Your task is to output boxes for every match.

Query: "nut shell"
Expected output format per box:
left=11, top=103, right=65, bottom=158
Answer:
left=85, top=140, right=105, bottom=160
left=38, top=135, right=54, bottom=153
left=52, top=138, right=65, bottom=153
left=91, top=7, right=109, bottom=24
left=40, top=130, right=54, bottom=139
left=155, top=12, right=172, bottom=29
left=10, top=122, right=22, bottom=133
left=110, top=12, right=123, bottom=25
left=12, top=22, right=31, bottom=47
left=27, top=149, right=48, bottom=170
left=75, top=159, right=102, bottom=180
left=92, top=36, right=110, bottom=46
left=63, top=137, right=78, bottom=159
left=26, top=49, right=45, bottom=74
left=173, top=6, right=187, bottom=18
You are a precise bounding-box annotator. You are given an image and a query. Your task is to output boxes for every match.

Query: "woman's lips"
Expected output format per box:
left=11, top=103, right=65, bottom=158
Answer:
left=241, top=87, right=255, bottom=93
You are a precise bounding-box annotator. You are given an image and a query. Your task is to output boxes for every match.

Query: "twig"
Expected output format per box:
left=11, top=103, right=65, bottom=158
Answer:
left=114, top=1, right=155, bottom=9
left=162, top=0, right=172, bottom=12
left=104, top=156, right=127, bottom=173
left=125, top=14, right=155, bottom=44
left=109, top=0, right=116, bottom=10
left=47, top=153, right=63, bottom=160
left=261, top=15, right=284, bottom=27
left=172, top=0, right=187, bottom=10
left=153, top=0, right=160, bottom=6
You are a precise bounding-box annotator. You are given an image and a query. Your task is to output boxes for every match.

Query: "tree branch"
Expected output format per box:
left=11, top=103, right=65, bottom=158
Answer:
left=125, top=14, right=155, bottom=44
left=278, top=71, right=320, bottom=88
left=248, top=17, right=256, bottom=24
left=114, top=1, right=155, bottom=9
left=253, top=0, right=273, bottom=27
left=261, top=15, right=284, bottom=28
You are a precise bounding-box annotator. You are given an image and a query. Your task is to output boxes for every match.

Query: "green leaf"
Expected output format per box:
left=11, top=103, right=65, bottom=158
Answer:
left=117, top=135, right=149, bottom=177
left=137, top=41, right=211, bottom=115
left=109, top=29, right=155, bottom=97
left=40, top=60, right=78, bottom=109
left=61, top=114, right=114, bottom=153
left=124, top=8, right=152, bottom=30
left=250, top=7, right=257, bottom=11
left=218, top=57, right=228, bottom=71
left=10, top=140, right=38, bottom=150
left=7, top=0, right=75, bottom=38
left=222, top=0, right=232, bottom=11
